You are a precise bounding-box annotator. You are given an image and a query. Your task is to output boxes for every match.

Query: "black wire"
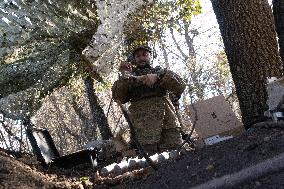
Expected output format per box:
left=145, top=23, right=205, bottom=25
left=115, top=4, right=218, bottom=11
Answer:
left=178, top=86, right=198, bottom=151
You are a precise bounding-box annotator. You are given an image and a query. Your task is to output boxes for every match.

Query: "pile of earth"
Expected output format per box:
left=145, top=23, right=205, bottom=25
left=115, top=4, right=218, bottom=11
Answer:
left=2, top=124, right=284, bottom=189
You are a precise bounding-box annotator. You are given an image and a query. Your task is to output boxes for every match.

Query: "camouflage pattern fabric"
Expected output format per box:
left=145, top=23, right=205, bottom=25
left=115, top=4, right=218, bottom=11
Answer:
left=159, top=70, right=186, bottom=96
left=129, top=97, right=182, bottom=152
left=112, top=66, right=186, bottom=104
left=159, top=128, right=183, bottom=151
left=129, top=97, right=164, bottom=145
left=112, top=78, right=132, bottom=104
left=112, top=65, right=185, bottom=152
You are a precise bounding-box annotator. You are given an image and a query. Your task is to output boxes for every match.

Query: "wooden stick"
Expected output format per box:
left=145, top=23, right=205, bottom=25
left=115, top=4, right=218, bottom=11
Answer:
left=191, top=151, right=284, bottom=189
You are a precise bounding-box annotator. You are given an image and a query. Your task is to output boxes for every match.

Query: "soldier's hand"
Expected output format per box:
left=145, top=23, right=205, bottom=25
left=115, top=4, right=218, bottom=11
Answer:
left=140, top=74, right=158, bottom=86
left=119, top=61, right=132, bottom=74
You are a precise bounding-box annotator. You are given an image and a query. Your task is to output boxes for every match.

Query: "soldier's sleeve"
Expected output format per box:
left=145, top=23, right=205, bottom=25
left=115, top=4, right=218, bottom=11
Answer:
left=158, top=69, right=186, bottom=97
left=112, top=78, right=131, bottom=104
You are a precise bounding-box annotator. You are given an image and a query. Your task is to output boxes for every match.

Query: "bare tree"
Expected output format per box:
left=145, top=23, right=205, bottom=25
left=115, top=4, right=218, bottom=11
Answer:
left=84, top=76, right=113, bottom=140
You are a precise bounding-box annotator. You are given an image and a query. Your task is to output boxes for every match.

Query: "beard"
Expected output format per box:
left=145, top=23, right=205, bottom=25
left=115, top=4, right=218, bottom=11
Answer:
left=136, top=61, right=151, bottom=69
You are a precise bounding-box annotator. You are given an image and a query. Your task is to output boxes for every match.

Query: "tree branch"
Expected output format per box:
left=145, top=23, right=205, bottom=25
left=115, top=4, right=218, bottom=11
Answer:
left=170, top=27, right=188, bottom=60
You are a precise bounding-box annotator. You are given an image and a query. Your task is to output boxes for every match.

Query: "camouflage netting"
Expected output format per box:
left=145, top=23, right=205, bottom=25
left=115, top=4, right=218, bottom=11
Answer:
left=0, top=0, right=154, bottom=120
left=83, top=0, right=154, bottom=74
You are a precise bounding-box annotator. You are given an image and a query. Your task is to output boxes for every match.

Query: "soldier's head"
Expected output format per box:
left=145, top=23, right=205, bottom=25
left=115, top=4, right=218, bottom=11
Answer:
left=132, top=45, right=152, bottom=68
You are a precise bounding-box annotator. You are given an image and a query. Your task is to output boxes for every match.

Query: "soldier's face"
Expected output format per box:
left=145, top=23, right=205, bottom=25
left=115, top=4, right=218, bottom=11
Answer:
left=134, top=49, right=151, bottom=67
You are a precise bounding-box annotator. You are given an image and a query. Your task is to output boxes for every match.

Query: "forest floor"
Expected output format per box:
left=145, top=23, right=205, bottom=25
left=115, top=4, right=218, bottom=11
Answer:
left=2, top=124, right=284, bottom=189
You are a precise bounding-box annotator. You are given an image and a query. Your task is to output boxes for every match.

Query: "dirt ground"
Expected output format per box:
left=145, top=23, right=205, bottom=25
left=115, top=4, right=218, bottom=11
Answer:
left=2, top=125, right=284, bottom=189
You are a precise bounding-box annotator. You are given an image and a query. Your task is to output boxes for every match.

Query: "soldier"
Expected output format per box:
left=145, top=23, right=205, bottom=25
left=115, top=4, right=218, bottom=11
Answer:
left=112, top=45, right=186, bottom=154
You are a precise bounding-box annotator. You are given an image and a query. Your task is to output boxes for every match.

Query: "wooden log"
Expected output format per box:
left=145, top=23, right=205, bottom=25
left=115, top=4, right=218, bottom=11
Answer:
left=191, top=151, right=284, bottom=189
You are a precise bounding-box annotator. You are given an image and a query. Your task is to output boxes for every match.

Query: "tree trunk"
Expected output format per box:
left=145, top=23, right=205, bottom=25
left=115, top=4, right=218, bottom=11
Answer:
left=211, top=0, right=283, bottom=128
left=84, top=76, right=113, bottom=140
left=273, top=0, right=284, bottom=68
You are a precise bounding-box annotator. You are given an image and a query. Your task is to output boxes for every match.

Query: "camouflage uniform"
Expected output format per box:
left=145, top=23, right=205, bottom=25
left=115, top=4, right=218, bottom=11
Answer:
left=112, top=65, right=186, bottom=153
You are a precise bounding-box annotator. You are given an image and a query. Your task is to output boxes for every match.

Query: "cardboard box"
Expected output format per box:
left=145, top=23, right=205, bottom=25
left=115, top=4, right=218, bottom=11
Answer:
left=186, top=96, right=244, bottom=146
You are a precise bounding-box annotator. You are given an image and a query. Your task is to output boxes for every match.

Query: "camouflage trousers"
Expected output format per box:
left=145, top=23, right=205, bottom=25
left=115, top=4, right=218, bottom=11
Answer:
left=129, top=96, right=182, bottom=153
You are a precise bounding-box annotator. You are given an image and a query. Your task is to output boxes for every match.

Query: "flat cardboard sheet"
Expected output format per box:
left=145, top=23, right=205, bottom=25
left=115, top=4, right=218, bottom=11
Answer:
left=186, top=96, right=244, bottom=143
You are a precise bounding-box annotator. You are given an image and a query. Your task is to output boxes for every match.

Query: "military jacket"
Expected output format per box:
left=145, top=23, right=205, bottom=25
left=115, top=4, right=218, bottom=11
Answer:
left=112, top=66, right=186, bottom=104
left=112, top=65, right=186, bottom=144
